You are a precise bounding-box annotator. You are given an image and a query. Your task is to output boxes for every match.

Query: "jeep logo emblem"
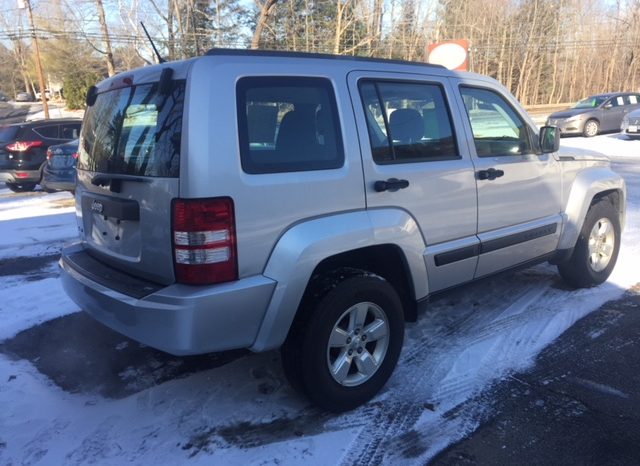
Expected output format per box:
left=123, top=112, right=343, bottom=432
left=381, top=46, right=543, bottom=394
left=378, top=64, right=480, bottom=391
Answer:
left=91, top=200, right=104, bottom=214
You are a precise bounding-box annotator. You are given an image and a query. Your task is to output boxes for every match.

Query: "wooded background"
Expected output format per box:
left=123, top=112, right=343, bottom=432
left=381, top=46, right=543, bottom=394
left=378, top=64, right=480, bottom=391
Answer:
left=1, top=0, right=639, bottom=107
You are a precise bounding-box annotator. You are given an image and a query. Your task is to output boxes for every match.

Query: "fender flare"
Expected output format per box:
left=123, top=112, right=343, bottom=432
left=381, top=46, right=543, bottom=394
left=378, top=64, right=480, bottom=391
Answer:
left=249, top=208, right=427, bottom=352
left=558, top=167, right=626, bottom=250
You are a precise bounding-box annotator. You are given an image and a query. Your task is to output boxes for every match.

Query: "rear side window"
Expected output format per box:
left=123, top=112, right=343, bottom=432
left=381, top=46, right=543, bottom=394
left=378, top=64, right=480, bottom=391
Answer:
left=78, top=81, right=185, bottom=177
left=359, top=80, right=459, bottom=164
left=34, top=125, right=59, bottom=139
left=237, top=77, right=344, bottom=174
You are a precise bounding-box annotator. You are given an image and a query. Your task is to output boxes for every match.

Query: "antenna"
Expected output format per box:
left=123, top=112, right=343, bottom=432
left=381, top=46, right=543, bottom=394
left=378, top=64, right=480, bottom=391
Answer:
left=140, top=22, right=165, bottom=64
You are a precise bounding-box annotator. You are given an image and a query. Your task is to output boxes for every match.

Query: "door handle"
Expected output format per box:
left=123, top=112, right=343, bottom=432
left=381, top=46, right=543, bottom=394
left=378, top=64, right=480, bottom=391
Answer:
left=476, top=168, right=504, bottom=181
left=374, top=178, right=410, bottom=192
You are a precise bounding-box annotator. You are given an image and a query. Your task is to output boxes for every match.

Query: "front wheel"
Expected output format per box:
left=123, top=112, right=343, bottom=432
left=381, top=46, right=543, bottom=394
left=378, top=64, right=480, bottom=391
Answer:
left=558, top=199, right=620, bottom=288
left=281, top=272, right=405, bottom=412
left=583, top=119, right=600, bottom=138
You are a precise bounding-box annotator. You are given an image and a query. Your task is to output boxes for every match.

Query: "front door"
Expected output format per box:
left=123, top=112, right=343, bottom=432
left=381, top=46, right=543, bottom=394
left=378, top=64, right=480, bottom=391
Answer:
left=348, top=71, right=478, bottom=293
left=452, top=79, right=563, bottom=278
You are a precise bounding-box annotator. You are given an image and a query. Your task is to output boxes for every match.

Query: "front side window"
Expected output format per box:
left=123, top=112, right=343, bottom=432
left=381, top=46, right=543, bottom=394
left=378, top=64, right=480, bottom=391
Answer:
left=359, top=80, right=458, bottom=164
left=237, top=77, right=344, bottom=174
left=460, top=87, right=532, bottom=157
left=78, top=81, right=185, bottom=177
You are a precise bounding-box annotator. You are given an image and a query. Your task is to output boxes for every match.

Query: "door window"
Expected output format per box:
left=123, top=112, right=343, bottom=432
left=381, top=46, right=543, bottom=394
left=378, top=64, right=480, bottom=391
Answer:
left=237, top=77, right=344, bottom=174
left=61, top=123, right=81, bottom=139
left=359, top=80, right=458, bottom=163
left=460, top=87, right=532, bottom=157
left=33, top=125, right=59, bottom=139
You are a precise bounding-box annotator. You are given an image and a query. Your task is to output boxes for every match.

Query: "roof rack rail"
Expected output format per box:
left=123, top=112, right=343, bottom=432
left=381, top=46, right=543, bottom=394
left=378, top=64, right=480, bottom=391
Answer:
left=204, top=48, right=445, bottom=69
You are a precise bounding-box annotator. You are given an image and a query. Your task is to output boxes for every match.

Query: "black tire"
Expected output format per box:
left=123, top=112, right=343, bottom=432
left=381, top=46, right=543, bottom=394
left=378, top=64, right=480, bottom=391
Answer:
left=558, top=199, right=620, bottom=288
left=583, top=119, right=599, bottom=138
left=6, top=182, right=37, bottom=192
left=281, top=272, right=404, bottom=412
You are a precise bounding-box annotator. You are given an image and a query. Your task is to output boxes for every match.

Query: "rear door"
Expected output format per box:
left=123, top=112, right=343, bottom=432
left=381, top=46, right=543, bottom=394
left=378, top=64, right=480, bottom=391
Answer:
left=76, top=74, right=186, bottom=285
left=348, top=71, right=478, bottom=292
left=453, top=79, right=562, bottom=278
left=601, top=95, right=626, bottom=132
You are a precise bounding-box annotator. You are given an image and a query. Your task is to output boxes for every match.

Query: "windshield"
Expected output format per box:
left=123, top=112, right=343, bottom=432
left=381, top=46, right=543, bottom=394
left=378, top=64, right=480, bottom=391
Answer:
left=573, top=96, right=607, bottom=109
left=78, top=80, right=185, bottom=177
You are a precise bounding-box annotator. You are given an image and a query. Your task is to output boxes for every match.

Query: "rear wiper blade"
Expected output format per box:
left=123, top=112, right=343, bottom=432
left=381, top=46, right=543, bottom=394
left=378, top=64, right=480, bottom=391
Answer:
left=91, top=174, right=149, bottom=193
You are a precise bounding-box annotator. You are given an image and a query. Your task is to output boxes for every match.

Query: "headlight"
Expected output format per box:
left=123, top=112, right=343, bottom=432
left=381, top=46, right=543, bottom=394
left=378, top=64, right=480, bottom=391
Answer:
left=622, top=115, right=629, bottom=125
left=565, top=115, right=580, bottom=122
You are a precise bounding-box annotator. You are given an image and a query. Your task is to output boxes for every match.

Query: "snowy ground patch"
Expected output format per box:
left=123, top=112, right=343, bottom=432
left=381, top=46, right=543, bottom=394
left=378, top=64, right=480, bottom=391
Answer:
left=0, top=148, right=638, bottom=465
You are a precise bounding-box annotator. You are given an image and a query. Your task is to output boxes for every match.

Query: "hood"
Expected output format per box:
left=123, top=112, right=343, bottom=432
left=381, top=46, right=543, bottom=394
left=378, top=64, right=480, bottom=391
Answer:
left=558, top=145, right=609, bottom=162
left=626, top=108, right=640, bottom=119
left=548, top=108, right=595, bottom=119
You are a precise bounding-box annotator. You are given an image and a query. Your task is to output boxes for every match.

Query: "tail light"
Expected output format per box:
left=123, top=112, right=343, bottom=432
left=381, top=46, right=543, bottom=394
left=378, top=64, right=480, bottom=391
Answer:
left=172, top=197, right=238, bottom=285
left=15, top=172, right=29, bottom=179
left=6, top=140, right=43, bottom=152
left=46, top=149, right=53, bottom=160
left=72, top=152, right=79, bottom=159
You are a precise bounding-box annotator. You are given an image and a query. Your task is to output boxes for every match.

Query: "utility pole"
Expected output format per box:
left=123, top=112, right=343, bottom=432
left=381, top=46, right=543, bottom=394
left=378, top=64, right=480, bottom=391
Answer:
left=22, top=0, right=49, bottom=119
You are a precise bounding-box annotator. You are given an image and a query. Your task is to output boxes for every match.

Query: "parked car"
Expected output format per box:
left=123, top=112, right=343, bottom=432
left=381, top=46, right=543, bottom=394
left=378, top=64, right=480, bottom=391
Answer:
left=620, top=109, right=640, bottom=140
left=60, top=49, right=625, bottom=412
left=15, top=92, right=34, bottom=102
left=0, top=118, right=82, bottom=192
left=546, top=92, right=640, bottom=137
left=35, top=89, right=51, bottom=100
left=0, top=92, right=9, bottom=102
left=41, top=139, right=79, bottom=193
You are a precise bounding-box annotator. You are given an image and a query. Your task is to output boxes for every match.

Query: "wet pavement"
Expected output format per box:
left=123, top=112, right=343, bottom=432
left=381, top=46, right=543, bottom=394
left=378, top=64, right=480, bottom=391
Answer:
left=432, top=285, right=640, bottom=466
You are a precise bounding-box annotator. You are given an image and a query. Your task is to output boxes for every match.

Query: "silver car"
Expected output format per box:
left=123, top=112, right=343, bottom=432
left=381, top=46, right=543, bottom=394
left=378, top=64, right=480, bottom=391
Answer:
left=59, top=49, right=625, bottom=412
left=547, top=92, right=640, bottom=137
left=621, top=108, right=640, bottom=140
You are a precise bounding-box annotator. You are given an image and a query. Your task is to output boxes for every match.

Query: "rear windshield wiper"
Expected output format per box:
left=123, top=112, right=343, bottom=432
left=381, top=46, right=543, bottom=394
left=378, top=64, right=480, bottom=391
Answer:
left=91, top=174, right=149, bottom=193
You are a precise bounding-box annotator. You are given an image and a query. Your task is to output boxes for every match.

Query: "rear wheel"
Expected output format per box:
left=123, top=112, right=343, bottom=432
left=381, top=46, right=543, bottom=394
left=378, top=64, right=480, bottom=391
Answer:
left=558, top=199, right=620, bottom=288
left=281, top=271, right=404, bottom=412
left=583, top=119, right=600, bottom=137
left=6, top=182, right=36, bottom=192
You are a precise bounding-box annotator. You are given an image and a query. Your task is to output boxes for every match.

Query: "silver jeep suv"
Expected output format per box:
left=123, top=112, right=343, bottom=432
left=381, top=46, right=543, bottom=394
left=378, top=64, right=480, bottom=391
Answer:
left=60, top=49, right=626, bottom=412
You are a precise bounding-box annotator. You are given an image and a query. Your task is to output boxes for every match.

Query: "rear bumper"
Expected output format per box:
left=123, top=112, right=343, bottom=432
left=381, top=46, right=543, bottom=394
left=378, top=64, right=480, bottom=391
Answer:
left=60, top=243, right=277, bottom=355
left=0, top=169, right=40, bottom=184
left=42, top=167, right=76, bottom=191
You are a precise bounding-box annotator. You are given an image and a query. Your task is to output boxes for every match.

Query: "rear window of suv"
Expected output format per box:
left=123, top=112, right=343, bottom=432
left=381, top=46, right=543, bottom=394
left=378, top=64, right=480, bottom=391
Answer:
left=78, top=81, right=185, bottom=177
left=237, top=77, right=344, bottom=174
left=0, top=126, right=18, bottom=142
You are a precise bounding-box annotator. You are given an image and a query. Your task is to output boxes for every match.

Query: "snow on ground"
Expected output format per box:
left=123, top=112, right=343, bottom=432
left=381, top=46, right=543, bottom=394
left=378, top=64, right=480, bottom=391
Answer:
left=0, top=136, right=639, bottom=465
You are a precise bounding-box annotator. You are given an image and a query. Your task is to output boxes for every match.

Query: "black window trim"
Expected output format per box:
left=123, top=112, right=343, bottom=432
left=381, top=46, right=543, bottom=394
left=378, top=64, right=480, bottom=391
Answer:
left=357, top=78, right=461, bottom=165
left=236, top=75, right=345, bottom=175
left=459, top=84, right=538, bottom=158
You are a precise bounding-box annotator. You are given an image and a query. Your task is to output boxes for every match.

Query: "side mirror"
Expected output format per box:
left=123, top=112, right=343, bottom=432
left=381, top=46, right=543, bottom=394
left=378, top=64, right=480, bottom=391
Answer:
left=603, top=102, right=613, bottom=109
left=540, top=126, right=560, bottom=153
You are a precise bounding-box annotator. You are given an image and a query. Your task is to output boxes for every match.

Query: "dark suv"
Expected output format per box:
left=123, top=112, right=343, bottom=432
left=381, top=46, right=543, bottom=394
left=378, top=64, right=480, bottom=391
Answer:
left=0, top=118, right=82, bottom=192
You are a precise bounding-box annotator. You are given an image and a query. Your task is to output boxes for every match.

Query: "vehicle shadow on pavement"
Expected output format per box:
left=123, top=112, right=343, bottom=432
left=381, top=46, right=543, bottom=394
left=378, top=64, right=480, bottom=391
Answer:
left=0, top=312, right=247, bottom=399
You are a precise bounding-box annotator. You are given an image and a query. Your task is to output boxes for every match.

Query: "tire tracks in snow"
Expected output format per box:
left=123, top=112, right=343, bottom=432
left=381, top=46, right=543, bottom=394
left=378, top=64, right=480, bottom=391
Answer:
left=337, top=268, right=603, bottom=465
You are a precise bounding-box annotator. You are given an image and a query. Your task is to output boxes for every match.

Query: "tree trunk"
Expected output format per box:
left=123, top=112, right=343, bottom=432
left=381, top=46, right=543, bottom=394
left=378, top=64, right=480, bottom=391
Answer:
left=95, top=0, right=116, bottom=76
left=251, top=0, right=278, bottom=49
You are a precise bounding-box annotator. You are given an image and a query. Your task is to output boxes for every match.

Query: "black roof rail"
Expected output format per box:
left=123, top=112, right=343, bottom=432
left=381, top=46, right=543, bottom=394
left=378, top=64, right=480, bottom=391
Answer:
left=204, top=48, right=446, bottom=70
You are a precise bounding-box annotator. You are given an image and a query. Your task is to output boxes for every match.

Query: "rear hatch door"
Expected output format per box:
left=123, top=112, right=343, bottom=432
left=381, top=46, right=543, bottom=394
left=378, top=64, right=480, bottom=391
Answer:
left=76, top=68, right=187, bottom=285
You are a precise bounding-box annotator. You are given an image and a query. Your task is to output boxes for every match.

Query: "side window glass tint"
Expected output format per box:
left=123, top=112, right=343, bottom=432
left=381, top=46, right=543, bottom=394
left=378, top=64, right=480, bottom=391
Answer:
left=34, top=125, right=59, bottom=138
left=359, top=80, right=459, bottom=164
left=615, top=96, right=624, bottom=106
left=237, top=77, right=344, bottom=174
left=61, top=124, right=80, bottom=139
left=626, top=95, right=638, bottom=105
left=460, top=87, right=532, bottom=157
